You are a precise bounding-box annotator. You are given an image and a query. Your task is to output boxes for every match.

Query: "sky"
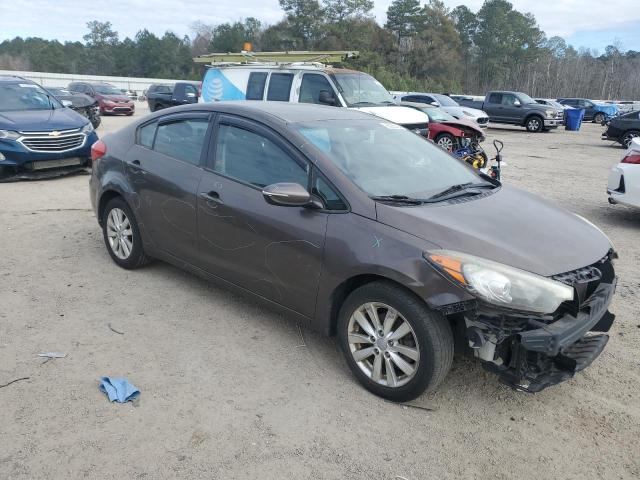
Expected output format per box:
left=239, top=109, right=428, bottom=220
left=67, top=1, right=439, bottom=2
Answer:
left=0, top=0, right=639, bottom=53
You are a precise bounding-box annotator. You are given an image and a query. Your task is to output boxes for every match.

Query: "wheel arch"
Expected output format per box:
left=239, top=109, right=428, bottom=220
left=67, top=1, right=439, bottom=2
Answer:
left=98, top=189, right=126, bottom=225
left=523, top=112, right=544, bottom=126
left=326, top=274, right=430, bottom=337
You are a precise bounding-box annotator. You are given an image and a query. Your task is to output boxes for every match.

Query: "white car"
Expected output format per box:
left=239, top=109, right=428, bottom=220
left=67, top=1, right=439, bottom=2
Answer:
left=608, top=137, right=640, bottom=208
left=392, top=91, right=489, bottom=128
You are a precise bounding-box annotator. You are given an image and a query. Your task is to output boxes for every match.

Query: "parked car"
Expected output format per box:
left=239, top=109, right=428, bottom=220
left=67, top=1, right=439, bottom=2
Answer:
left=557, top=98, right=618, bottom=123
left=392, top=92, right=489, bottom=128
left=68, top=82, right=135, bottom=116
left=457, top=91, right=564, bottom=132
left=90, top=101, right=616, bottom=400
left=602, top=110, right=640, bottom=148
left=0, top=75, right=98, bottom=176
left=608, top=137, right=640, bottom=208
left=398, top=101, right=485, bottom=152
left=146, top=82, right=200, bottom=112
left=200, top=61, right=430, bottom=134
left=535, top=98, right=571, bottom=110
left=47, top=87, right=101, bottom=129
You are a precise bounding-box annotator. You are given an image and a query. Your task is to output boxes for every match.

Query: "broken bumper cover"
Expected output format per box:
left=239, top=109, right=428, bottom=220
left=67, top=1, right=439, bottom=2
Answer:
left=483, top=279, right=616, bottom=393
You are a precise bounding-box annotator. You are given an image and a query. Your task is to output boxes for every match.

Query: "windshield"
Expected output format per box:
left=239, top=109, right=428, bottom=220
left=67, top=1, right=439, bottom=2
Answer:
left=422, top=107, right=456, bottom=122
left=516, top=92, right=536, bottom=104
left=295, top=120, right=483, bottom=198
left=0, top=82, right=61, bottom=112
left=94, top=84, right=122, bottom=95
left=331, top=73, right=395, bottom=107
left=432, top=94, right=459, bottom=107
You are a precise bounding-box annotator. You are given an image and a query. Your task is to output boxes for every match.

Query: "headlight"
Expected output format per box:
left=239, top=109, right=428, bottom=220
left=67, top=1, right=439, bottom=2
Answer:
left=462, top=110, right=475, bottom=117
left=103, top=100, right=115, bottom=106
left=545, top=110, right=555, bottom=118
left=81, top=122, right=94, bottom=134
left=0, top=129, right=20, bottom=140
left=424, top=250, right=574, bottom=314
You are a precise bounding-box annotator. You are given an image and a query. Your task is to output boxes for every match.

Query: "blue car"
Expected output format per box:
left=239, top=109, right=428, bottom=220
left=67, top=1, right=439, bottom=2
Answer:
left=0, top=75, right=98, bottom=177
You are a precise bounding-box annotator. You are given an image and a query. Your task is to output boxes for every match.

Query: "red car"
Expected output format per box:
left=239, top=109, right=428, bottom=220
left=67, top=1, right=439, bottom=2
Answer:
left=68, top=82, right=135, bottom=116
left=399, top=101, right=485, bottom=152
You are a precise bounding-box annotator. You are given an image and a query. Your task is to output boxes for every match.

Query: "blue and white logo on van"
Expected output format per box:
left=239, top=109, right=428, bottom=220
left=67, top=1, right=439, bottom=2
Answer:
left=202, top=69, right=245, bottom=102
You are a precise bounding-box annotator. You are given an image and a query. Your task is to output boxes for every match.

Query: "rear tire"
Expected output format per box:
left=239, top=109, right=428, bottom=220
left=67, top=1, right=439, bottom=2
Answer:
left=102, top=197, right=151, bottom=269
left=337, top=281, right=454, bottom=402
left=621, top=131, right=640, bottom=149
left=525, top=115, right=544, bottom=132
left=594, top=112, right=605, bottom=124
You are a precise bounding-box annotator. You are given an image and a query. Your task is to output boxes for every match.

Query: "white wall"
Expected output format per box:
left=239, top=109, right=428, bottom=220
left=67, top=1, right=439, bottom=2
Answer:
left=0, top=69, right=188, bottom=93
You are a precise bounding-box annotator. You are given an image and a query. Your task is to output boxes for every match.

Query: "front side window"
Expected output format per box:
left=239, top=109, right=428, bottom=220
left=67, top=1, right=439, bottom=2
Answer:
left=214, top=124, right=308, bottom=188
left=247, top=72, right=267, bottom=100
left=299, top=74, right=335, bottom=104
left=331, top=73, right=395, bottom=107
left=154, top=118, right=209, bottom=165
left=296, top=120, right=482, bottom=198
left=266, top=73, right=293, bottom=102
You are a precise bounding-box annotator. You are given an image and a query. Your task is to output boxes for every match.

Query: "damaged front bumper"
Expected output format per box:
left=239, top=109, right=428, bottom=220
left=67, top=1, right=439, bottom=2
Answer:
left=459, top=256, right=617, bottom=393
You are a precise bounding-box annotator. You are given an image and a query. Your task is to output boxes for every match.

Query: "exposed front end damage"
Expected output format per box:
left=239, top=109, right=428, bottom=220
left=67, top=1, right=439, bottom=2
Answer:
left=447, top=252, right=617, bottom=392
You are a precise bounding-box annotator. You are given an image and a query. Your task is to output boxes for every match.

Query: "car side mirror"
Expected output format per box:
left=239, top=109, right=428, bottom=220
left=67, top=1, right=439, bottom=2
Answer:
left=186, top=92, right=196, bottom=98
left=513, top=100, right=521, bottom=107
left=262, top=183, right=312, bottom=207
left=61, top=100, right=73, bottom=108
left=430, top=101, right=439, bottom=106
left=318, top=90, right=337, bottom=106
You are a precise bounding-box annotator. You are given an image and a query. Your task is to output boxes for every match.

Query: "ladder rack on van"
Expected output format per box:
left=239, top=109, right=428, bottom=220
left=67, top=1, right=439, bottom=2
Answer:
left=193, top=50, right=359, bottom=66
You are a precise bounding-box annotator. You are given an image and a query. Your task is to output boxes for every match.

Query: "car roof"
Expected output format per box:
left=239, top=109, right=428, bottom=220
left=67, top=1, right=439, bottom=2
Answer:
left=152, top=101, right=381, bottom=125
left=0, top=75, right=30, bottom=83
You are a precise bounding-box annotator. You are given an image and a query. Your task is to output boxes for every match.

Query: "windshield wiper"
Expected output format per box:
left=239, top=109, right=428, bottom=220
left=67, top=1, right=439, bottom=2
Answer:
left=350, top=101, right=378, bottom=107
left=424, top=182, right=496, bottom=202
left=370, top=195, right=423, bottom=206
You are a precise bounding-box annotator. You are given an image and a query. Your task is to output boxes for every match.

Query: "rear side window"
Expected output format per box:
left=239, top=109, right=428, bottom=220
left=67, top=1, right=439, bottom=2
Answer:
left=267, top=73, right=294, bottom=102
left=214, top=124, right=308, bottom=187
left=488, top=93, right=502, bottom=104
left=154, top=118, right=209, bottom=165
left=246, top=72, right=267, bottom=100
left=299, top=74, right=334, bottom=104
left=138, top=122, right=156, bottom=148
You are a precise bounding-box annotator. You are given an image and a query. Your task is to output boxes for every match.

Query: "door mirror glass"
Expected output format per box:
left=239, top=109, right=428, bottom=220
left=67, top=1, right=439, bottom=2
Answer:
left=430, top=101, right=439, bottom=106
left=318, top=89, right=337, bottom=106
left=513, top=99, right=521, bottom=107
left=61, top=99, right=73, bottom=108
left=262, top=183, right=311, bottom=207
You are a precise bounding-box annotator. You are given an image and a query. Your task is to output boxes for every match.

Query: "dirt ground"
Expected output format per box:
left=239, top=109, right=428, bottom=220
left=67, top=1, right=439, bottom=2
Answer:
left=1, top=104, right=638, bottom=480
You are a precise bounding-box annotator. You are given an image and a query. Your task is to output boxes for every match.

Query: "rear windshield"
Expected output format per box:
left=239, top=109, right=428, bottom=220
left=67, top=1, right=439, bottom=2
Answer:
left=0, top=82, right=62, bottom=111
left=432, top=94, right=459, bottom=107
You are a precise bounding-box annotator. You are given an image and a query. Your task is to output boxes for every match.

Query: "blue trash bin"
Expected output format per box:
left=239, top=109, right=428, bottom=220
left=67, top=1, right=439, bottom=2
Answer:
left=565, top=108, right=585, bottom=131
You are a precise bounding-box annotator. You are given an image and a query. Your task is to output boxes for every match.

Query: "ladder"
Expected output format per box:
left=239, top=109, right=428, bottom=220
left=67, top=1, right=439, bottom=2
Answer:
left=193, top=50, right=359, bottom=65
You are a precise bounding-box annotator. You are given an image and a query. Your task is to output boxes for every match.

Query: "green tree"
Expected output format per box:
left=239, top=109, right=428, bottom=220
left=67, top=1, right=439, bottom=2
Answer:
left=385, top=0, right=422, bottom=38
left=323, top=0, right=373, bottom=23
left=278, top=0, right=325, bottom=48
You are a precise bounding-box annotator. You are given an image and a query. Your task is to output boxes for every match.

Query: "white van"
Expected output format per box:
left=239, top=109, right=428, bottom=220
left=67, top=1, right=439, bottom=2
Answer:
left=198, top=57, right=429, bottom=135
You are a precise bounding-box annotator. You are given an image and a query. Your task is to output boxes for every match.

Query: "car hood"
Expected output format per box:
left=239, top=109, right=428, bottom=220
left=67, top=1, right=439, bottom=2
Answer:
left=376, top=185, right=612, bottom=276
left=437, top=118, right=484, bottom=136
left=353, top=105, right=429, bottom=126
left=0, top=108, right=87, bottom=132
left=442, top=106, right=488, bottom=119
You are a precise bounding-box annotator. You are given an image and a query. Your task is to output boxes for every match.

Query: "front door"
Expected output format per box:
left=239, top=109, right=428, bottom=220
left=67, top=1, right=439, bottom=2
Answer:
left=125, top=113, right=211, bottom=263
left=196, top=115, right=328, bottom=318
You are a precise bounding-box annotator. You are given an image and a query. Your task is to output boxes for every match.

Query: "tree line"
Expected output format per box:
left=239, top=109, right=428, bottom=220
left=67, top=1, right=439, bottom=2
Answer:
left=1, top=0, right=639, bottom=100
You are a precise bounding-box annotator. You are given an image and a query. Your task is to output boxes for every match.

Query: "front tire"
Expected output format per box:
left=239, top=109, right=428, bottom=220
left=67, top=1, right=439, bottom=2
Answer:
left=525, top=115, right=544, bottom=132
left=435, top=133, right=456, bottom=152
left=338, top=281, right=454, bottom=402
left=102, top=197, right=150, bottom=269
left=621, top=130, right=640, bottom=149
left=594, top=112, right=605, bottom=124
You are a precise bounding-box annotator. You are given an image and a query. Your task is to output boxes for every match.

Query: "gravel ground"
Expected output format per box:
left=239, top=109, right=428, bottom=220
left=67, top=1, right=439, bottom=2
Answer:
left=1, top=105, right=638, bottom=479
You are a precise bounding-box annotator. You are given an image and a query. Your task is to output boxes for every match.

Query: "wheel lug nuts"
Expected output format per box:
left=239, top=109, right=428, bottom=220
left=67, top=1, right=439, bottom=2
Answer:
left=369, top=336, right=375, bottom=342
left=388, top=340, right=394, bottom=346
left=384, top=352, right=390, bottom=358
left=373, top=348, right=380, bottom=355
left=378, top=330, right=384, bottom=336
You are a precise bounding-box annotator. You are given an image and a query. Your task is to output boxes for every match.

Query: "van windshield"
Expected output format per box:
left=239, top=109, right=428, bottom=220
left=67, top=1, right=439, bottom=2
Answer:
left=0, top=83, right=61, bottom=112
left=331, top=73, right=395, bottom=107
left=295, top=119, right=484, bottom=198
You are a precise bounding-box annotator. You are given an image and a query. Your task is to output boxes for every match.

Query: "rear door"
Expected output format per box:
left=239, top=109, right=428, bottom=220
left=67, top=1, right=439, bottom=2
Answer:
left=196, top=115, right=329, bottom=317
left=484, top=93, right=504, bottom=120
left=125, top=112, right=211, bottom=263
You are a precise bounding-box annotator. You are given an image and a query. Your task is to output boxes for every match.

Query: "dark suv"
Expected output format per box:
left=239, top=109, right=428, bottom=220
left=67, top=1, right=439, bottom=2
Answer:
left=146, top=82, right=200, bottom=112
left=68, top=82, right=135, bottom=116
left=90, top=102, right=617, bottom=400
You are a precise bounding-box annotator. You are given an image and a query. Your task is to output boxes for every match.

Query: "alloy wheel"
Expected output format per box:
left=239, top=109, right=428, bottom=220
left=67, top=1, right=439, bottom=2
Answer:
left=527, top=118, right=541, bottom=132
left=437, top=136, right=454, bottom=151
left=106, top=207, right=133, bottom=260
left=347, top=302, right=420, bottom=388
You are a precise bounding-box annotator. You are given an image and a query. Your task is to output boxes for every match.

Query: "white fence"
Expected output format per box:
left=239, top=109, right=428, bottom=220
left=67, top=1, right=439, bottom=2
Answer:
left=0, top=69, right=187, bottom=94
